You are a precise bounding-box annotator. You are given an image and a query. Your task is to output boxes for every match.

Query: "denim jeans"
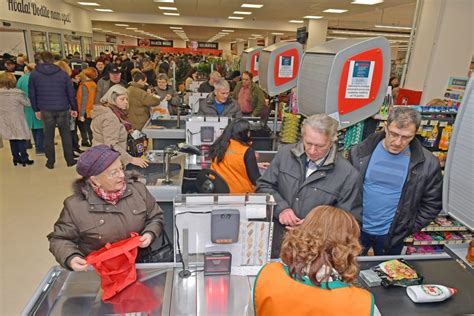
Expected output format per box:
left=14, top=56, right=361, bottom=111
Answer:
left=32, top=128, right=44, bottom=152
left=360, top=231, right=405, bottom=256
left=41, top=110, right=74, bottom=165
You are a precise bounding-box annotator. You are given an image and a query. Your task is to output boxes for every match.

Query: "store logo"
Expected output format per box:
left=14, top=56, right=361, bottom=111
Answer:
left=7, top=0, right=72, bottom=24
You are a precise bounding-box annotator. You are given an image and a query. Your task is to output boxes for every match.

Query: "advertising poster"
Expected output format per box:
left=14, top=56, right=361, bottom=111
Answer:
left=345, top=60, right=375, bottom=99
left=278, top=56, right=294, bottom=78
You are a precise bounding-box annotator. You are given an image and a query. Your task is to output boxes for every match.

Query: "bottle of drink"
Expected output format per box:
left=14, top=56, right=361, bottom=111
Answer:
left=406, top=285, right=457, bottom=303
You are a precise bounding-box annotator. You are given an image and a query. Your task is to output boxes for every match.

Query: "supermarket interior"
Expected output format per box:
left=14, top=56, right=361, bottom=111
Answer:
left=0, top=0, right=473, bottom=315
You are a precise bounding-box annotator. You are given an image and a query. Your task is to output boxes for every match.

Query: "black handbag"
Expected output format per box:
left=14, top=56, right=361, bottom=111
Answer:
left=139, top=231, right=174, bottom=263
left=127, top=133, right=148, bottom=157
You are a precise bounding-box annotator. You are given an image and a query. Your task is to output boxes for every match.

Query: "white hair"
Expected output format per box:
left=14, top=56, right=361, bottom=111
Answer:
left=100, top=84, right=128, bottom=105
left=302, top=114, right=338, bottom=141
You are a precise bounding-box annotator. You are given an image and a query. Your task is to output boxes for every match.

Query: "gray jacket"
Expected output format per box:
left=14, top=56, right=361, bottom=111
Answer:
left=257, top=143, right=362, bottom=257
left=198, top=92, right=242, bottom=118
left=154, top=85, right=181, bottom=115
left=95, top=78, right=127, bottom=104
left=349, top=132, right=442, bottom=251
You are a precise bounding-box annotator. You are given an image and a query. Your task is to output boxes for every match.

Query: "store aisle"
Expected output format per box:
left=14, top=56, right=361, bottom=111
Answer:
left=0, top=141, right=79, bottom=315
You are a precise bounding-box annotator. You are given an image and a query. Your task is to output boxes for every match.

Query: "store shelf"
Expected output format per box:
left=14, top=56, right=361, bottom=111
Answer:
left=421, top=226, right=467, bottom=232
left=409, top=240, right=465, bottom=246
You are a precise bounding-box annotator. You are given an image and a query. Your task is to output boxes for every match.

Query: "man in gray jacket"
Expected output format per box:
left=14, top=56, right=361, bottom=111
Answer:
left=198, top=79, right=242, bottom=118
left=95, top=66, right=127, bottom=104
left=257, top=114, right=362, bottom=257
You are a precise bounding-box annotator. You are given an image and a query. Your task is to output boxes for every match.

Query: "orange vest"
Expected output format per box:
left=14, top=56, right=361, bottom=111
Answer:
left=210, top=139, right=255, bottom=193
left=77, top=80, right=97, bottom=118
left=254, top=262, right=374, bottom=316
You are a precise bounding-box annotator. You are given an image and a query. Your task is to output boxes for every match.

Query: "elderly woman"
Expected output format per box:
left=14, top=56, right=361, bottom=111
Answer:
left=0, top=72, right=34, bottom=166
left=254, top=205, right=377, bottom=316
left=48, top=145, right=164, bottom=271
left=91, top=84, right=148, bottom=168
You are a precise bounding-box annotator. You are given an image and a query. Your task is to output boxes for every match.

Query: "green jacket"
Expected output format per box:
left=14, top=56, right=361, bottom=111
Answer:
left=17, top=73, right=43, bottom=129
left=231, top=81, right=266, bottom=117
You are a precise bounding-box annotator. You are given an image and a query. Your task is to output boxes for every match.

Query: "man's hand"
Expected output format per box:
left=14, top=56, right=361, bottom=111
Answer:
left=279, top=208, right=304, bottom=228
left=70, top=256, right=88, bottom=272
left=165, top=94, right=172, bottom=101
left=35, top=112, right=41, bottom=120
left=139, top=233, right=153, bottom=248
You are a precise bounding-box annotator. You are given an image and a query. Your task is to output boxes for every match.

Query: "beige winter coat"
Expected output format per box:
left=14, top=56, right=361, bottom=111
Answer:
left=0, top=88, right=32, bottom=140
left=127, top=82, right=160, bottom=130
left=91, top=104, right=133, bottom=165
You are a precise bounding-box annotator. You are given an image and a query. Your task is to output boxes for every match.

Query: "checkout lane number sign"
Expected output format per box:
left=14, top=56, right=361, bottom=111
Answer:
left=345, top=61, right=375, bottom=99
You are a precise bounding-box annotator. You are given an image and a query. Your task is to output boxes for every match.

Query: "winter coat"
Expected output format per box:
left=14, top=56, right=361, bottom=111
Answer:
left=76, top=80, right=97, bottom=118
left=197, top=80, right=214, bottom=93
left=349, top=132, right=443, bottom=251
left=154, top=85, right=180, bottom=115
left=198, top=92, right=242, bottom=118
left=256, top=143, right=362, bottom=257
left=95, top=78, right=127, bottom=104
left=121, top=59, right=134, bottom=83
left=0, top=88, right=32, bottom=140
left=127, top=82, right=161, bottom=130
left=47, top=174, right=164, bottom=270
left=232, top=81, right=266, bottom=116
left=28, top=63, right=77, bottom=112
left=16, top=72, right=43, bottom=129
left=91, top=104, right=133, bottom=165
left=143, top=69, right=156, bottom=87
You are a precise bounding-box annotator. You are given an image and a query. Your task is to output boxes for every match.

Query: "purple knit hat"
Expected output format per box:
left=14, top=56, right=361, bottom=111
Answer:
left=76, top=145, right=121, bottom=177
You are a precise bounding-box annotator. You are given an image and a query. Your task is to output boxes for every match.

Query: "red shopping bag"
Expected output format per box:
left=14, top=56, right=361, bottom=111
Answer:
left=86, top=232, right=142, bottom=300
left=105, top=281, right=160, bottom=314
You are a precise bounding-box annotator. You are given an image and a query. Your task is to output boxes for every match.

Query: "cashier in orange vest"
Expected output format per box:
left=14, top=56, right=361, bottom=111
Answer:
left=254, top=205, right=379, bottom=316
left=210, top=118, right=269, bottom=193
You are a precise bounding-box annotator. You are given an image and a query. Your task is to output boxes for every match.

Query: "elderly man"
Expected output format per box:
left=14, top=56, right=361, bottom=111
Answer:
left=349, top=107, right=442, bottom=255
left=257, top=114, right=362, bottom=257
left=198, top=79, right=242, bottom=118
left=198, top=70, right=221, bottom=93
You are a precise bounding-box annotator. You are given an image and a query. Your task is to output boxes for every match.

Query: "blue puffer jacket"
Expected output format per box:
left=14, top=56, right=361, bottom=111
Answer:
left=28, top=63, right=77, bottom=112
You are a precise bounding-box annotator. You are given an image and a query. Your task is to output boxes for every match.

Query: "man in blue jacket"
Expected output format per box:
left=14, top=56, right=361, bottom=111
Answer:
left=29, top=51, right=78, bottom=169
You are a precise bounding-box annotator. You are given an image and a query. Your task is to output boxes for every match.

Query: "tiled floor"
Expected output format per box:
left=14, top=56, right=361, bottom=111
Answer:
left=0, top=139, right=80, bottom=315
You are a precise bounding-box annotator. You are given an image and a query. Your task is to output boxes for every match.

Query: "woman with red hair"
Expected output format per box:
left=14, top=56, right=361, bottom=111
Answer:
left=254, top=205, right=377, bottom=315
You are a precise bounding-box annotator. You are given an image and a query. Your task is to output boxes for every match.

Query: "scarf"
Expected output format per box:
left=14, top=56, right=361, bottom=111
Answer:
left=108, top=104, right=133, bottom=132
left=92, top=182, right=127, bottom=205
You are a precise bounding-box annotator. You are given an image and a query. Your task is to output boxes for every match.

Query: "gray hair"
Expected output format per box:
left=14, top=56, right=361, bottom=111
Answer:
left=302, top=114, right=339, bottom=141
left=157, top=73, right=169, bottom=81
left=214, top=78, right=230, bottom=91
left=100, top=84, right=128, bottom=105
left=387, top=107, right=422, bottom=129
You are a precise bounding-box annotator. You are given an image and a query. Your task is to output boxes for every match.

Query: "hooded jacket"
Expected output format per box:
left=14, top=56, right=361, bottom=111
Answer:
left=28, top=63, right=77, bottom=112
left=349, top=132, right=443, bottom=251
left=198, top=92, right=242, bottom=118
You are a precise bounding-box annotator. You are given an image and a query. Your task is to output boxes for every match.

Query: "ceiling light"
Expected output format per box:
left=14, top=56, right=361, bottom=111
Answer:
left=241, top=3, right=263, bottom=8
left=95, top=8, right=113, bottom=12
left=375, top=24, right=412, bottom=30
left=331, top=30, right=410, bottom=37
left=92, top=27, right=102, bottom=30
left=153, top=0, right=174, bottom=2
left=251, top=34, right=262, bottom=37
left=248, top=37, right=256, bottom=40
left=102, top=30, right=112, bottom=32
left=158, top=6, right=177, bottom=10
left=222, top=29, right=234, bottom=32
left=77, top=2, right=99, bottom=6
left=170, top=26, right=182, bottom=29
left=228, top=16, right=244, bottom=19
left=115, top=24, right=129, bottom=26
left=289, top=20, right=304, bottom=23
left=323, top=9, right=348, bottom=13
left=303, top=16, right=323, bottom=19
left=233, top=11, right=252, bottom=15
left=351, top=0, right=384, bottom=5
left=163, top=12, right=180, bottom=16
left=272, top=32, right=284, bottom=35
left=126, top=27, right=138, bottom=30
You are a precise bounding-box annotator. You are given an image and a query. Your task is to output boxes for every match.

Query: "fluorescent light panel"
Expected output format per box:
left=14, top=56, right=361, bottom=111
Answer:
left=331, top=30, right=410, bottom=37
left=323, top=9, right=348, bottom=13
left=241, top=3, right=263, bottom=8
left=375, top=24, right=412, bottom=30
left=158, top=6, right=177, bottom=10
left=95, top=8, right=113, bottom=12
left=163, top=12, right=179, bottom=16
left=304, top=15, right=323, bottom=19
left=351, top=0, right=384, bottom=4
left=170, top=26, right=182, bottom=29
left=228, top=16, right=244, bottom=19
left=126, top=27, right=138, bottom=30
left=289, top=20, right=304, bottom=23
left=77, top=2, right=99, bottom=6
left=222, top=29, right=234, bottom=32
left=233, top=11, right=252, bottom=15
left=272, top=32, right=284, bottom=35
left=115, top=24, right=129, bottom=26
left=153, top=0, right=174, bottom=2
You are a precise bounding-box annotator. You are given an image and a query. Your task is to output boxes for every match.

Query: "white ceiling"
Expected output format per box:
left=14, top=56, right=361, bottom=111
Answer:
left=65, top=0, right=416, bottom=42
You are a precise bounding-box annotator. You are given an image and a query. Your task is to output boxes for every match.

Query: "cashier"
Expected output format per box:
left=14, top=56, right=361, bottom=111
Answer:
left=254, top=205, right=376, bottom=316
left=210, top=118, right=269, bottom=193
left=48, top=145, right=164, bottom=271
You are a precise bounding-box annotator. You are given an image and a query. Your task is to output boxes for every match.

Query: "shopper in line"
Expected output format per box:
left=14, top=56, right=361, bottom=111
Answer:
left=94, top=58, right=107, bottom=82
left=95, top=66, right=127, bottom=104
left=154, top=73, right=181, bottom=115
left=0, top=72, right=34, bottom=166
left=257, top=114, right=362, bottom=257
left=254, top=205, right=376, bottom=316
left=76, top=67, right=98, bottom=147
left=17, top=63, right=44, bottom=155
left=349, top=107, right=443, bottom=255
left=232, top=71, right=266, bottom=117
left=127, top=71, right=161, bottom=130
left=48, top=145, right=164, bottom=271
left=197, top=70, right=221, bottom=93
left=91, top=84, right=148, bottom=168
left=198, top=79, right=242, bottom=118
left=142, top=59, right=157, bottom=87
left=29, top=51, right=77, bottom=169
left=210, top=118, right=269, bottom=193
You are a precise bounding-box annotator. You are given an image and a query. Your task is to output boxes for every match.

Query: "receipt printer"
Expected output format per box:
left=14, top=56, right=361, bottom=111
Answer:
left=211, top=209, right=240, bottom=244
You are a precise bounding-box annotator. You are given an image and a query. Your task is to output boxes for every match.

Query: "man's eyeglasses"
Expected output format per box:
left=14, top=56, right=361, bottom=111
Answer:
left=386, top=128, right=415, bottom=142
